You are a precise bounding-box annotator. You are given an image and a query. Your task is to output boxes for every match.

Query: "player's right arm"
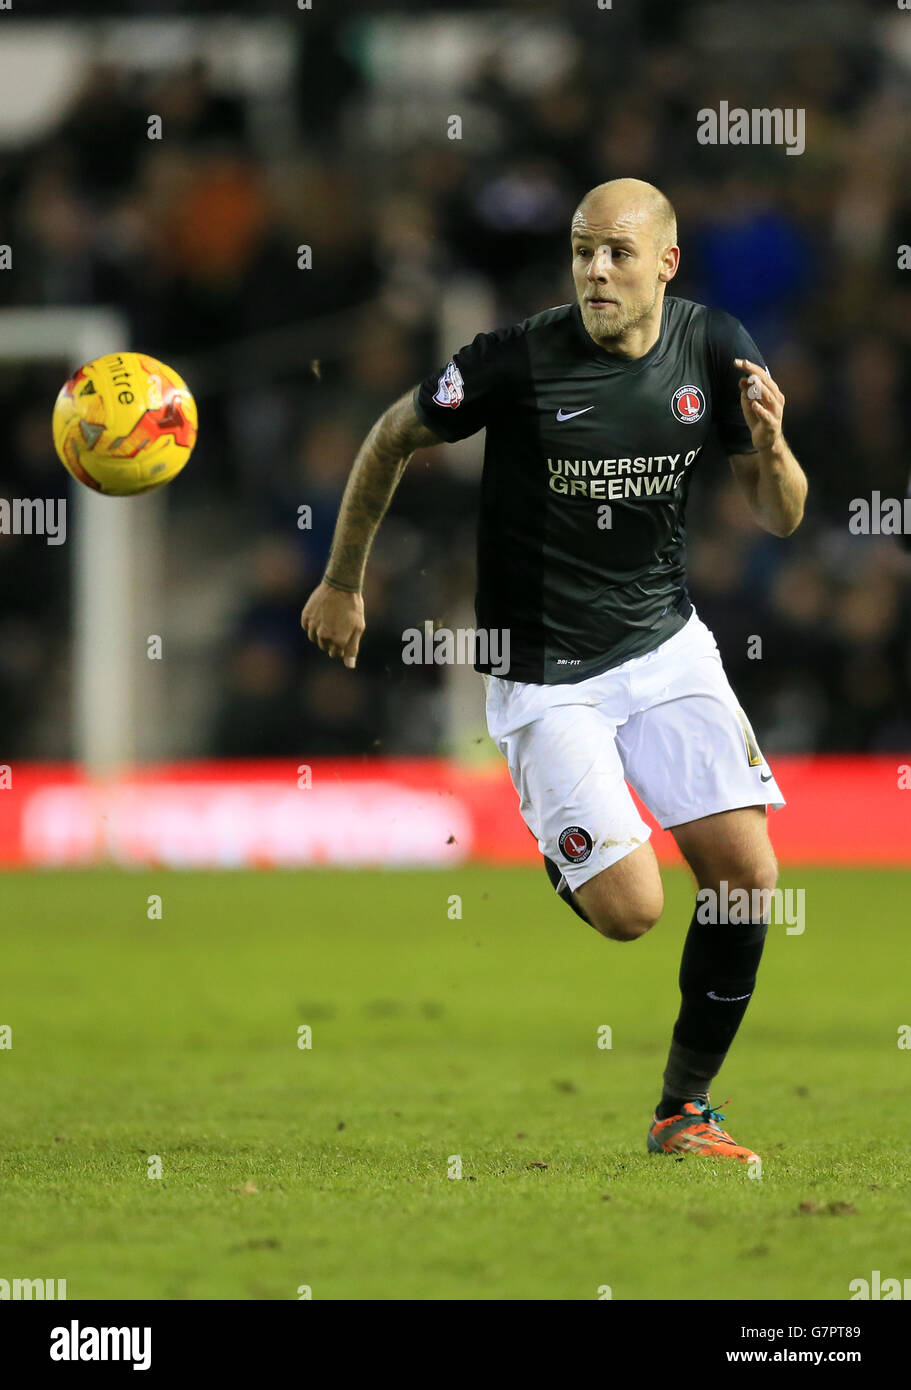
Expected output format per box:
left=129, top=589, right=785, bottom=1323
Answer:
left=304, top=328, right=513, bottom=666
left=300, top=390, right=442, bottom=668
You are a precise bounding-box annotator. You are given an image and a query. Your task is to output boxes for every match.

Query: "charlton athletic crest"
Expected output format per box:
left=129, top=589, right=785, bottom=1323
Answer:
left=433, top=361, right=465, bottom=408
left=559, top=825, right=593, bottom=864
left=671, top=384, right=705, bottom=424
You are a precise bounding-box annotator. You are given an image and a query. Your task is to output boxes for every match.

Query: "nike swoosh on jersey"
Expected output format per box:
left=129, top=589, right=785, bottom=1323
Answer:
left=760, top=772, right=773, bottom=782
left=556, top=406, right=594, bottom=421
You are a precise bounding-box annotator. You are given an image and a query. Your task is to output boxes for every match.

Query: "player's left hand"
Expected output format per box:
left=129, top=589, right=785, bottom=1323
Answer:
left=735, top=358, right=784, bottom=452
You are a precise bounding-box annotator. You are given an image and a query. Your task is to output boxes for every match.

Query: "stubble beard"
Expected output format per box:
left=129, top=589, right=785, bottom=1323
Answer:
left=579, top=283, right=660, bottom=349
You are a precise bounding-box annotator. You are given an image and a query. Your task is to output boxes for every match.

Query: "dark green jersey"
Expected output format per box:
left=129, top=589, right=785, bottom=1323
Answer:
left=413, top=295, right=765, bottom=684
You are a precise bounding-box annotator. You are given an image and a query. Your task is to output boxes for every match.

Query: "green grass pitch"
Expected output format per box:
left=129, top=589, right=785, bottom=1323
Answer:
left=1, top=865, right=908, bottom=1301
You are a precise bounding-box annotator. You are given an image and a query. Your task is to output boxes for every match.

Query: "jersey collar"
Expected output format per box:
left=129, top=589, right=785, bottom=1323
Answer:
left=570, top=297, right=668, bottom=371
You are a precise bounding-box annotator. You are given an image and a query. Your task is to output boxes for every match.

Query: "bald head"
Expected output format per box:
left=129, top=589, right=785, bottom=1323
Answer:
left=573, top=178, right=677, bottom=252
left=570, top=178, right=680, bottom=355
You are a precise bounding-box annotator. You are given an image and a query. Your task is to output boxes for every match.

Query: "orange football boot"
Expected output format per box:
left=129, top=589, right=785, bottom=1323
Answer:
left=647, top=1098, right=759, bottom=1162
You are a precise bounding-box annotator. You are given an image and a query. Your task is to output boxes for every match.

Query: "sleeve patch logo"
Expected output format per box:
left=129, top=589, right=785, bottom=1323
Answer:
left=432, top=361, right=465, bottom=408
left=671, top=384, right=706, bottom=423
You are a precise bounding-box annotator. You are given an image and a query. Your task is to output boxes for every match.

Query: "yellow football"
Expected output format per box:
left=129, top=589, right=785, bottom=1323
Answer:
left=52, top=352, right=198, bottom=495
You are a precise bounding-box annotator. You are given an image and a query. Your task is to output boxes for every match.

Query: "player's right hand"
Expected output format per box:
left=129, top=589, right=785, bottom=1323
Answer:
left=300, top=580, right=365, bottom=669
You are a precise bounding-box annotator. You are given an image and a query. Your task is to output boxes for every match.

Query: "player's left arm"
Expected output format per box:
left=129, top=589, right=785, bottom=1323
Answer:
left=728, top=357, right=808, bottom=537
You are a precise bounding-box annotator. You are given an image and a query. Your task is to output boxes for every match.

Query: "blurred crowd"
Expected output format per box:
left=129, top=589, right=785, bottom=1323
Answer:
left=1, top=0, right=910, bottom=759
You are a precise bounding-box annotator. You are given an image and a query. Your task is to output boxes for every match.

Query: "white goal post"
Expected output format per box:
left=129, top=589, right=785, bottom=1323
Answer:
left=0, top=307, right=164, bottom=775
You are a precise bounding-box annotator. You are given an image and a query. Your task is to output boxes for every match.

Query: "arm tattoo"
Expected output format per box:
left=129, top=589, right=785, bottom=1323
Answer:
left=323, top=390, right=441, bottom=592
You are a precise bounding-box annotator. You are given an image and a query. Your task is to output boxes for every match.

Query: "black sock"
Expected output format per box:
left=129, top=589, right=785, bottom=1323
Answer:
left=658, top=907, right=768, bottom=1116
left=656, top=1093, right=695, bottom=1120
left=675, top=909, right=768, bottom=1052
left=542, top=854, right=593, bottom=926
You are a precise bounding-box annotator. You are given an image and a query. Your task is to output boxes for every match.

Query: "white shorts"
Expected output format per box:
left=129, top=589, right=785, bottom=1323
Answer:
left=484, top=610, right=785, bottom=891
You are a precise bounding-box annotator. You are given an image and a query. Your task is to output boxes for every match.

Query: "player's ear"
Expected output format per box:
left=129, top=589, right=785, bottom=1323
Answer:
left=658, top=245, right=680, bottom=283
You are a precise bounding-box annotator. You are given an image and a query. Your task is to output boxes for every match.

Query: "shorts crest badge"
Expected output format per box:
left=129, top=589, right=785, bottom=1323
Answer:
left=559, top=825, right=593, bottom=863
